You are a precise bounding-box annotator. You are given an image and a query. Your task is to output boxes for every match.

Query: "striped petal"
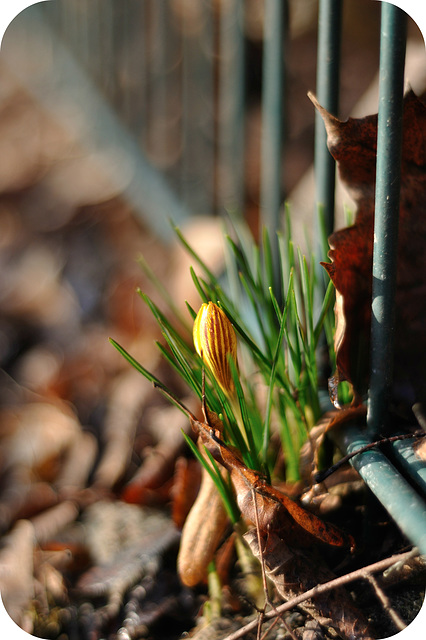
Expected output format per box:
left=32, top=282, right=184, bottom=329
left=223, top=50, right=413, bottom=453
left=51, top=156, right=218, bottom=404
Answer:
left=193, top=302, right=237, bottom=395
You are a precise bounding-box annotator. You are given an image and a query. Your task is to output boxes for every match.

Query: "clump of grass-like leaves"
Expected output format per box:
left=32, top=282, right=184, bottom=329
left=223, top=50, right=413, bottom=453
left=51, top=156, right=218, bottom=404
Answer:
left=111, top=212, right=340, bottom=503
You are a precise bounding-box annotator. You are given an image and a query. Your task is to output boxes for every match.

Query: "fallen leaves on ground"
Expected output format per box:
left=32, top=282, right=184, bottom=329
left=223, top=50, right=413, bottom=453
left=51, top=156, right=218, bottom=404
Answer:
left=175, top=396, right=378, bottom=639
left=1, top=68, right=425, bottom=640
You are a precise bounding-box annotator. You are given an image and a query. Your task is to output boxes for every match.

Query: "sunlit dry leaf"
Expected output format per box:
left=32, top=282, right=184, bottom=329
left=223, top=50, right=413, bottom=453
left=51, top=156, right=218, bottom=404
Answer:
left=178, top=452, right=229, bottom=587
left=0, top=243, right=79, bottom=330
left=94, top=369, right=149, bottom=490
left=168, top=393, right=354, bottom=550
left=30, top=501, right=80, bottom=546
left=11, top=481, right=59, bottom=525
left=55, top=431, right=98, bottom=493
left=413, top=438, right=426, bottom=461
left=34, top=550, right=72, bottom=605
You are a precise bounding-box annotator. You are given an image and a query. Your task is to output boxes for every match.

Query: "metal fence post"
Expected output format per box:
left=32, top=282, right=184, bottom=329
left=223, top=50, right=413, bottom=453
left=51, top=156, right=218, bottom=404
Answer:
left=314, top=0, right=342, bottom=239
left=367, top=3, right=407, bottom=436
left=216, top=0, right=245, bottom=215
left=260, top=0, right=288, bottom=288
left=333, top=4, right=426, bottom=556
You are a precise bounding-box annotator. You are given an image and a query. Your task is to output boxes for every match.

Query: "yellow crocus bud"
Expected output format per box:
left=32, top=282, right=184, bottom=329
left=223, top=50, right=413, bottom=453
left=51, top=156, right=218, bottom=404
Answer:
left=193, top=302, right=237, bottom=396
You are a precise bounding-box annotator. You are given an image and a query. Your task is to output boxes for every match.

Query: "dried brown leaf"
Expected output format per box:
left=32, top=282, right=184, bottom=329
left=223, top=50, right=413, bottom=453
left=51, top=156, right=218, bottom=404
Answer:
left=165, top=392, right=354, bottom=550
left=299, top=404, right=367, bottom=486
left=178, top=451, right=229, bottom=587
left=245, top=528, right=373, bottom=640
left=310, top=90, right=426, bottom=409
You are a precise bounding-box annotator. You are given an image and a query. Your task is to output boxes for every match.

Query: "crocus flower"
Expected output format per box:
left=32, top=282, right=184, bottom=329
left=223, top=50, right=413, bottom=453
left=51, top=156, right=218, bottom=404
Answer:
left=193, top=301, right=237, bottom=396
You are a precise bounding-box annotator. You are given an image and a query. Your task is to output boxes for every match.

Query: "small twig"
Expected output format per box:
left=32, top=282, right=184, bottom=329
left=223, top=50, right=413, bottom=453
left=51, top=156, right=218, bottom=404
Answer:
left=382, top=548, right=424, bottom=584
left=259, top=616, right=281, bottom=640
left=314, top=431, right=426, bottom=483
left=221, top=549, right=418, bottom=640
left=366, top=573, right=406, bottom=632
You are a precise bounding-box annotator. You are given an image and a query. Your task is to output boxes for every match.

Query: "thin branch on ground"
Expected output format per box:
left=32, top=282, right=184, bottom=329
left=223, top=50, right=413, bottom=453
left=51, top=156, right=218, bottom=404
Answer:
left=314, top=431, right=426, bottom=483
left=366, top=573, right=406, bottom=632
left=222, top=549, right=418, bottom=640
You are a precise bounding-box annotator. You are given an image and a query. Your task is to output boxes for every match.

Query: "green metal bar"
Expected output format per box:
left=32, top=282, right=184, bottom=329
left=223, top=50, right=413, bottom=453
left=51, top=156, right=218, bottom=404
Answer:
left=260, top=0, right=288, bottom=290
left=391, top=436, right=426, bottom=497
left=314, top=0, right=342, bottom=237
left=217, top=0, right=245, bottom=215
left=335, top=424, right=426, bottom=555
left=367, top=4, right=407, bottom=436
left=332, top=7, right=425, bottom=555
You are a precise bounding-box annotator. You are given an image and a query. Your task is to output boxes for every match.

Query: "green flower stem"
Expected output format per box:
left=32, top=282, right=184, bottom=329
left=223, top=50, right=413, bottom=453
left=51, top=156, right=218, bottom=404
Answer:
left=206, top=561, right=223, bottom=621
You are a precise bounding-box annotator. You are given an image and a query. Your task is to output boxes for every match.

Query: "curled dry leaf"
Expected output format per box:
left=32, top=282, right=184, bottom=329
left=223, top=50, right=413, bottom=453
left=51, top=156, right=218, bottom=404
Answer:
left=9, top=481, right=59, bottom=527
left=199, top=405, right=353, bottom=550
left=55, top=431, right=98, bottom=494
left=0, top=401, right=81, bottom=476
left=414, top=437, right=426, bottom=462
left=158, top=387, right=353, bottom=551
left=0, top=401, right=94, bottom=533
left=33, top=548, right=73, bottom=607
left=178, top=450, right=229, bottom=587
left=30, top=501, right=80, bottom=546
left=310, top=90, right=426, bottom=410
left=299, top=404, right=367, bottom=487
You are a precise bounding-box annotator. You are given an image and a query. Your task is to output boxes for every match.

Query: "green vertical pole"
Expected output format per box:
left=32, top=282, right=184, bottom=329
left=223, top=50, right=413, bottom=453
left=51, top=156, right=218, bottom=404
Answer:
left=218, top=0, right=245, bottom=214
left=314, top=0, right=342, bottom=239
left=367, top=4, right=407, bottom=436
left=314, top=0, right=342, bottom=371
left=260, top=0, right=288, bottom=292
